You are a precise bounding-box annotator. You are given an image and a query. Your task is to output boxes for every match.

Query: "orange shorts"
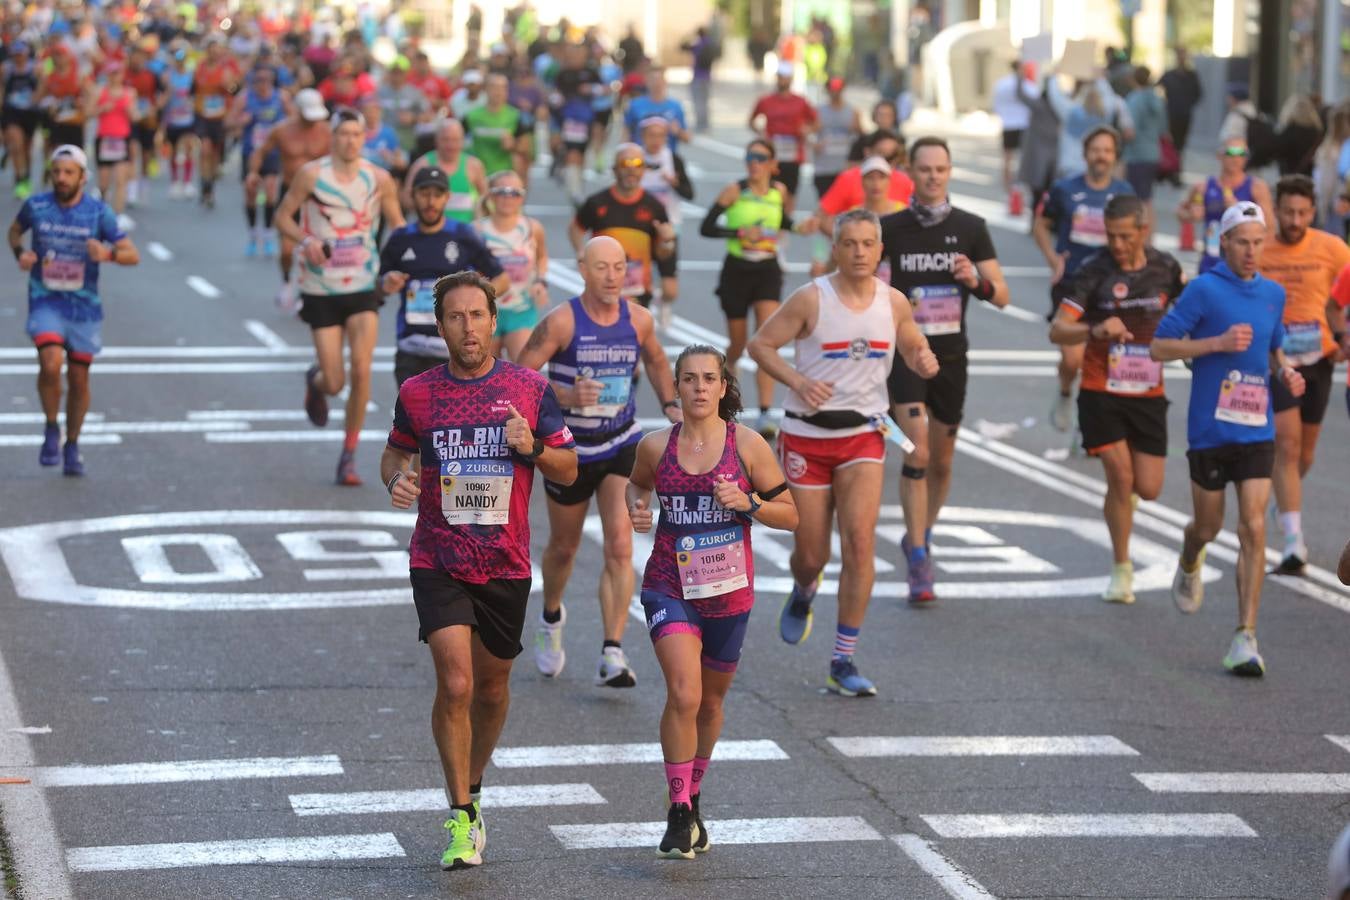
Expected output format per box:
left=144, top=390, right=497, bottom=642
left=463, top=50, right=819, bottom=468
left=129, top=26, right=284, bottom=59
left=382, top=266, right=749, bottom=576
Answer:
left=777, top=430, right=886, bottom=488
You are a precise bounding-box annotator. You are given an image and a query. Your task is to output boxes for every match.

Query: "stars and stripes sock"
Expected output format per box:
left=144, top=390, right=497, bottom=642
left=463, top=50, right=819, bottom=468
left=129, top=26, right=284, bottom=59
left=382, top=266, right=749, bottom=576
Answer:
left=832, top=625, right=860, bottom=661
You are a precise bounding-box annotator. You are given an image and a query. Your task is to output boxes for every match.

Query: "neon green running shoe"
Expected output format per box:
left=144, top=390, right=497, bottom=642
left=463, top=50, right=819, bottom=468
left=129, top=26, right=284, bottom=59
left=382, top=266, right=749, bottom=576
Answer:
left=13, top=179, right=31, bottom=201
left=440, top=809, right=483, bottom=870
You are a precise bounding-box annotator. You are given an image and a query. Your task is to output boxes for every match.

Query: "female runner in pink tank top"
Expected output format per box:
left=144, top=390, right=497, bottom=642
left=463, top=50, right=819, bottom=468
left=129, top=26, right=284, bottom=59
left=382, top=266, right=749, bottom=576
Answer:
left=626, top=344, right=797, bottom=859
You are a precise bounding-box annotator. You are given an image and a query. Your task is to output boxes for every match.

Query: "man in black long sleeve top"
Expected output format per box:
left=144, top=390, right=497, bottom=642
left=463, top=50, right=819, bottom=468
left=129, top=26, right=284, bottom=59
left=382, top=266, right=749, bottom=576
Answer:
left=1160, top=48, right=1202, bottom=178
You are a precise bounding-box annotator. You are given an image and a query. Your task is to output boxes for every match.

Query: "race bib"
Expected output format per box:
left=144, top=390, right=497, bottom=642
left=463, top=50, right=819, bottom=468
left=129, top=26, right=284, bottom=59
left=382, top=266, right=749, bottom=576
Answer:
left=771, top=133, right=798, bottom=160
left=202, top=95, right=226, bottom=117
left=622, top=258, right=646, bottom=295
left=98, top=138, right=127, bottom=162
left=55, top=100, right=80, bottom=123
left=576, top=371, right=632, bottom=419
left=41, top=253, right=85, bottom=292
left=561, top=118, right=589, bottom=143
left=404, top=280, right=437, bottom=325
left=440, top=458, right=513, bottom=525
left=1106, top=343, right=1162, bottom=394
left=1204, top=221, right=1221, bottom=259
left=741, top=227, right=779, bottom=261
left=1282, top=321, right=1323, bottom=367
left=328, top=236, right=367, bottom=269
left=168, top=97, right=194, bottom=126
left=250, top=122, right=273, bottom=147
left=8, top=89, right=32, bottom=109
left=447, top=192, right=475, bottom=212
left=911, top=285, right=962, bottom=336
left=1215, top=371, right=1269, bottom=427
left=676, top=525, right=749, bottom=601
left=820, top=133, right=851, bottom=158
left=1069, top=203, right=1106, bottom=247
left=134, top=98, right=152, bottom=121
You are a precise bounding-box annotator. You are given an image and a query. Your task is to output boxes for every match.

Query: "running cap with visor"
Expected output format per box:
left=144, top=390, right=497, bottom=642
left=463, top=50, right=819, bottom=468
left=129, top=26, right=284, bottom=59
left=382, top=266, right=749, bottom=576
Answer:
left=50, top=145, right=88, bottom=171
left=860, top=155, right=892, bottom=177
left=1219, top=201, right=1266, bottom=236
left=412, top=166, right=450, bottom=191
left=294, top=88, right=329, bottom=122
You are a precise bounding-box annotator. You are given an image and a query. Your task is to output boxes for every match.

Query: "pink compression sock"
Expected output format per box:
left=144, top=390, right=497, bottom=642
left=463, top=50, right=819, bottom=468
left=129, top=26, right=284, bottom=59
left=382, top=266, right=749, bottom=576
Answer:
left=691, top=756, right=711, bottom=796
left=664, top=759, right=694, bottom=806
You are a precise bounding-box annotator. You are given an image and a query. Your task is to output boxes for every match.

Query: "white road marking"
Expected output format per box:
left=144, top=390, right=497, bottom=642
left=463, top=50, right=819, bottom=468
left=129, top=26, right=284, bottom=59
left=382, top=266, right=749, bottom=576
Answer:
left=81, top=421, right=248, bottom=434
left=923, top=813, right=1257, bottom=839
left=956, top=429, right=1350, bottom=613
left=0, top=633, right=74, bottom=899
left=188, top=405, right=375, bottom=422
left=551, top=815, right=882, bottom=849
left=0, top=434, right=122, bottom=447
left=893, top=834, right=999, bottom=900
left=492, top=738, right=787, bottom=768
left=65, top=832, right=405, bottom=872
left=0, top=362, right=394, bottom=375
left=991, top=304, right=1044, bottom=323
left=36, top=754, right=343, bottom=787
left=205, top=429, right=389, bottom=443
left=829, top=736, right=1138, bottom=758
left=1328, top=735, right=1350, bottom=754
left=691, top=134, right=749, bottom=160
left=186, top=275, right=223, bottom=299
left=243, top=319, right=291, bottom=351
left=290, top=783, right=605, bottom=816
left=1133, top=772, right=1350, bottom=793
left=0, top=346, right=315, bottom=359
left=0, top=412, right=105, bottom=423
left=146, top=241, right=173, bottom=261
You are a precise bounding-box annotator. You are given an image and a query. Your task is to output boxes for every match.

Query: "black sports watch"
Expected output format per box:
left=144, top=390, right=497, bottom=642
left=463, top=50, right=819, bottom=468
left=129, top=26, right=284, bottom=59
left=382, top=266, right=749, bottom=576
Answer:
left=745, top=491, right=762, bottom=515
left=524, top=437, right=545, bottom=459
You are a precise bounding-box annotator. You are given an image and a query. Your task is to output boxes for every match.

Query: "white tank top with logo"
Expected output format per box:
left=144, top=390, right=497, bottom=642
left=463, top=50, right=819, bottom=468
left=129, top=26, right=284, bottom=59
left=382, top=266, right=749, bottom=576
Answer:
left=782, top=275, right=895, bottom=439
left=298, top=157, right=382, bottom=297
left=475, top=216, right=537, bottom=312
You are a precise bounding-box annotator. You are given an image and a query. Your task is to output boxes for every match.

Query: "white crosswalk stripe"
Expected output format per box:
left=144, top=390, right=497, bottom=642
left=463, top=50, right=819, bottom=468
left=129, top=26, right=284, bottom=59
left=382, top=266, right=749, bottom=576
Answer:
left=829, top=736, right=1139, bottom=758
left=1134, top=772, right=1350, bottom=793
left=922, top=813, right=1257, bottom=839
left=66, top=833, right=406, bottom=872
left=290, top=783, right=606, bottom=816
left=550, top=815, right=882, bottom=849
left=491, top=738, right=788, bottom=768
left=36, top=755, right=343, bottom=787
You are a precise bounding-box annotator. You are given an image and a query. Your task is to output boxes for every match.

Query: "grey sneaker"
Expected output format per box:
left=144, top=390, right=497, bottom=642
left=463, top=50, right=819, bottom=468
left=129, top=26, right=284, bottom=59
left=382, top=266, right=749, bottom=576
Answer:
left=1171, top=549, right=1205, bottom=614
left=533, top=606, right=566, bottom=677
left=596, top=646, right=636, bottom=688
left=1223, top=630, right=1265, bottom=677
left=1050, top=391, right=1073, bottom=432
left=1102, top=562, right=1135, bottom=605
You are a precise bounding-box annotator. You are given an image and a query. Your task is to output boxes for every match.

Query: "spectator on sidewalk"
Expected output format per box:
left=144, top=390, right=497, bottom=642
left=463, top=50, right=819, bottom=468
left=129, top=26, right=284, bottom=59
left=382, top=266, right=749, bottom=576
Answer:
left=1017, top=77, right=1061, bottom=225
left=1160, top=47, right=1202, bottom=168
left=1218, top=82, right=1259, bottom=144
left=1270, top=94, right=1323, bottom=177
left=991, top=60, right=1037, bottom=196
left=1123, top=66, right=1167, bottom=215
left=747, top=26, right=772, bottom=83
left=1314, top=103, right=1350, bottom=236
left=1047, top=72, right=1135, bottom=179
left=680, top=27, right=715, bottom=132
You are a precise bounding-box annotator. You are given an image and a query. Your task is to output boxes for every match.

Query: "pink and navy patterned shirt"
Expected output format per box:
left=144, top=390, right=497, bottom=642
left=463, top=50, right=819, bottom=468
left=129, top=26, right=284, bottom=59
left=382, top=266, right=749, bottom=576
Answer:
left=641, top=422, right=756, bottom=617
left=388, top=360, right=574, bottom=582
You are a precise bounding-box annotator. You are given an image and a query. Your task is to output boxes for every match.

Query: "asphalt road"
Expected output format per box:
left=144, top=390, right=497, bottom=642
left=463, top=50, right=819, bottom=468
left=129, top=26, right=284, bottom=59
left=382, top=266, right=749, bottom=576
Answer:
left=1, top=83, right=1349, bottom=900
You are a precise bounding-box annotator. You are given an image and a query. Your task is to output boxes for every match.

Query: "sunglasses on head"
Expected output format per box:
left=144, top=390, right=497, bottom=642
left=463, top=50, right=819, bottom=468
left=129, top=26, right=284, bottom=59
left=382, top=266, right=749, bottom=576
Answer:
left=745, top=152, right=772, bottom=164
left=490, top=187, right=525, bottom=197
left=1224, top=147, right=1248, bottom=157
left=616, top=157, right=645, bottom=169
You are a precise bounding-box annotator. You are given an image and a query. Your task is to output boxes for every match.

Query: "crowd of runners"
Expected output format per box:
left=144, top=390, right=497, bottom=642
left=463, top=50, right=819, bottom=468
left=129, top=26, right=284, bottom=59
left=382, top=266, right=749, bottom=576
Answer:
left=5, top=5, right=1350, bottom=878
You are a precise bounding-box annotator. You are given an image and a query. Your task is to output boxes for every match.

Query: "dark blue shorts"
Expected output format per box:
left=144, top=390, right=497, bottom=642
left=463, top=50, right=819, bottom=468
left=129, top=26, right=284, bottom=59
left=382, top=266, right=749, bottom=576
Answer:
left=640, top=590, right=750, bottom=673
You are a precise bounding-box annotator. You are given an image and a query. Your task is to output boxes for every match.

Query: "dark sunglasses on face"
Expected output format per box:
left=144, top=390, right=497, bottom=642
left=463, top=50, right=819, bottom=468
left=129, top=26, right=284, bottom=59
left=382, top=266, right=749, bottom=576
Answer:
left=745, top=152, right=772, bottom=164
left=490, top=187, right=525, bottom=197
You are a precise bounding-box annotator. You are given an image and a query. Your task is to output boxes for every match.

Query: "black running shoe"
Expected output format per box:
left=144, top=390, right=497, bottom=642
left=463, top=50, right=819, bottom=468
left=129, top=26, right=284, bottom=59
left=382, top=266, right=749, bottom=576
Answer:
left=657, top=802, right=698, bottom=859
left=690, top=793, right=710, bottom=853
left=303, top=364, right=329, bottom=427
left=1271, top=553, right=1306, bottom=576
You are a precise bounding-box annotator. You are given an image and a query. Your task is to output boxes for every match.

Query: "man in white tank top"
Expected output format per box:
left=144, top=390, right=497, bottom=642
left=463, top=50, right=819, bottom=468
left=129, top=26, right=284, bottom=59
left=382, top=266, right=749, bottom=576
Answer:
left=275, top=108, right=405, bottom=486
left=749, top=208, right=938, bottom=697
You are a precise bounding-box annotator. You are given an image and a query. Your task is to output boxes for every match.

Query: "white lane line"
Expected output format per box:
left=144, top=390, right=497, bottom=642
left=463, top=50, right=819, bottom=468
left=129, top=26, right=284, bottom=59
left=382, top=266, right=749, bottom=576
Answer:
left=205, top=429, right=389, bottom=444
left=829, top=736, right=1138, bottom=758
left=80, top=421, right=248, bottom=434
left=492, top=738, right=787, bottom=768
left=146, top=241, right=173, bottom=261
left=186, top=275, right=223, bottom=299
left=243, top=319, right=291, bottom=352
left=1328, top=735, right=1350, bottom=754
left=0, top=346, right=317, bottom=359
left=36, top=754, right=343, bottom=787
left=0, top=362, right=395, bottom=375
left=0, top=413, right=105, bottom=424
left=893, top=834, right=999, bottom=900
left=66, top=832, right=405, bottom=872
left=1133, top=772, right=1350, bottom=793
left=0, top=433, right=122, bottom=447
left=551, top=815, right=882, bottom=850
left=188, top=404, right=376, bottom=421
left=956, top=428, right=1350, bottom=613
left=923, top=814, right=1256, bottom=839
left=992, top=304, right=1044, bottom=323
left=691, top=134, right=747, bottom=160
left=0, top=629, right=74, bottom=899
left=290, top=783, right=605, bottom=816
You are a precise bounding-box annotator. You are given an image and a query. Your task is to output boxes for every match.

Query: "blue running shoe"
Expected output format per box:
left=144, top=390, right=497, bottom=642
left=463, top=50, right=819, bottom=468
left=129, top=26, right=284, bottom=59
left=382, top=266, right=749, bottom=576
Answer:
left=39, top=424, right=60, bottom=466
left=62, top=441, right=84, bottom=477
left=902, top=534, right=936, bottom=605
left=244, top=236, right=258, bottom=258
left=262, top=234, right=277, bottom=257
left=827, top=656, right=877, bottom=697
left=778, top=582, right=815, bottom=645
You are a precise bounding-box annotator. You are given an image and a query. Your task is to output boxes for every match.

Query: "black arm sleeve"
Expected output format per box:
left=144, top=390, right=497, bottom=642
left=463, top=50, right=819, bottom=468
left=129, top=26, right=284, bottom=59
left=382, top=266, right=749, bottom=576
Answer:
left=672, top=154, right=694, bottom=200
left=700, top=202, right=735, bottom=239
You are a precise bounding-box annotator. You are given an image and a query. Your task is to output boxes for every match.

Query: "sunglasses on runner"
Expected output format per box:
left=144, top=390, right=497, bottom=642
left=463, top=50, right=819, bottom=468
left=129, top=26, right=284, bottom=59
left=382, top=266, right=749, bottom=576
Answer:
left=1223, top=147, right=1248, bottom=157
left=490, top=187, right=525, bottom=197
left=745, top=152, right=772, bottom=164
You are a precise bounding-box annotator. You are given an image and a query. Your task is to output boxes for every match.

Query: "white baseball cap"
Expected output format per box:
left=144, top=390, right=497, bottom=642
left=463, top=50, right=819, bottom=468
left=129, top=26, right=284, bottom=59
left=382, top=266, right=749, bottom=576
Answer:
left=295, top=88, right=328, bottom=122
left=776, top=61, right=794, bottom=78
left=49, top=144, right=87, bottom=171
left=462, top=69, right=484, bottom=85
left=860, top=155, right=892, bottom=177
left=1219, top=200, right=1265, bottom=236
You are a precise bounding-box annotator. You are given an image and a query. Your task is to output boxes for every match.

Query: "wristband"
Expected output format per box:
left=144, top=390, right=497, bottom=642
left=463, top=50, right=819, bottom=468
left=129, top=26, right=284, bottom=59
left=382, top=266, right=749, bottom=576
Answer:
left=385, top=471, right=404, bottom=495
left=972, top=276, right=994, bottom=301
left=744, top=491, right=762, bottom=515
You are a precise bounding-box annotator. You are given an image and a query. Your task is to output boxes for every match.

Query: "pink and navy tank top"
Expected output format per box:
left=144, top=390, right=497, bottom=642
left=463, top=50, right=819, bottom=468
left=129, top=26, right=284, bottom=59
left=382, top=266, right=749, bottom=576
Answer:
left=641, top=422, right=755, bottom=617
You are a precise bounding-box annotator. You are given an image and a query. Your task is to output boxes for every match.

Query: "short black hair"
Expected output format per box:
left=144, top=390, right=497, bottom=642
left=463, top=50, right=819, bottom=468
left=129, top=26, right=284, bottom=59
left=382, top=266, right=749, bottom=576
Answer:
left=908, top=135, right=950, bottom=162
left=1275, top=174, right=1316, bottom=205
left=1082, top=125, right=1122, bottom=156
left=1104, top=194, right=1146, bottom=226
left=866, top=128, right=901, bottom=150
left=746, top=137, right=775, bottom=158
left=433, top=271, right=498, bottom=321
